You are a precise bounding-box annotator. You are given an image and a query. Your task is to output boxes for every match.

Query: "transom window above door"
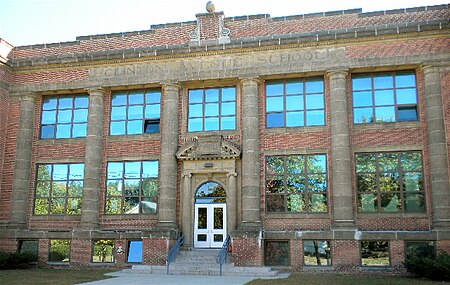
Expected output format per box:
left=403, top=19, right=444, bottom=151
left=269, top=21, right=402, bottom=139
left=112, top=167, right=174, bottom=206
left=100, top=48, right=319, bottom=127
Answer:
left=188, top=87, right=236, bottom=132
left=195, top=181, right=226, bottom=203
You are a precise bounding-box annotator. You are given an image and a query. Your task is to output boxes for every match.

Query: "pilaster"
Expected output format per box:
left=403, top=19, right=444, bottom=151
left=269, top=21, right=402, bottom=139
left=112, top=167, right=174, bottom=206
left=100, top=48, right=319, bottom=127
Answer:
left=421, top=65, right=450, bottom=228
left=328, top=70, right=355, bottom=228
left=10, top=92, right=37, bottom=226
left=79, top=88, right=105, bottom=229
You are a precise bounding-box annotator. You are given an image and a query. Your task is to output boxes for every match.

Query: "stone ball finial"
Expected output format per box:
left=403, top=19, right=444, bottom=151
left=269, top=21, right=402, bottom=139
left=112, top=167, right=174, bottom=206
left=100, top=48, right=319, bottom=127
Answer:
left=206, top=1, right=215, bottom=13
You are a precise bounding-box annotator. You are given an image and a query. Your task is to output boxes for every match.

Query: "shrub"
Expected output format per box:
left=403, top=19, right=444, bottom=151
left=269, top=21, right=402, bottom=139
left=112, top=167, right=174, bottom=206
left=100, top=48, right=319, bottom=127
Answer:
left=404, top=250, right=450, bottom=281
left=0, top=251, right=36, bottom=270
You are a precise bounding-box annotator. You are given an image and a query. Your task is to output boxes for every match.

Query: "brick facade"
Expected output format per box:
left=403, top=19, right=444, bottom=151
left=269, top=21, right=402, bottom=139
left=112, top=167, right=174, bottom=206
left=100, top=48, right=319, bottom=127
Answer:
left=0, top=4, right=449, bottom=272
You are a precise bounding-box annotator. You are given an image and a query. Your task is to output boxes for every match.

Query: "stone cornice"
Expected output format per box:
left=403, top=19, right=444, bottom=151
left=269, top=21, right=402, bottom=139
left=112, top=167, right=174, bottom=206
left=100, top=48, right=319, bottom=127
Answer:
left=8, top=21, right=449, bottom=71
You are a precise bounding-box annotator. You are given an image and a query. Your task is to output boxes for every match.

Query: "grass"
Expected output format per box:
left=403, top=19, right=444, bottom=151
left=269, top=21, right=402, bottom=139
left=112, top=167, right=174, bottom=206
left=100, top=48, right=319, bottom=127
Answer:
left=0, top=268, right=114, bottom=285
left=246, top=273, right=450, bottom=285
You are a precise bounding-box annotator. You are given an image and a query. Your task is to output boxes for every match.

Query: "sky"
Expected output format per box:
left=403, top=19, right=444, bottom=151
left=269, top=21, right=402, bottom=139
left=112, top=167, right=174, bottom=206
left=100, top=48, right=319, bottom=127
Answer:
left=0, top=0, right=447, bottom=46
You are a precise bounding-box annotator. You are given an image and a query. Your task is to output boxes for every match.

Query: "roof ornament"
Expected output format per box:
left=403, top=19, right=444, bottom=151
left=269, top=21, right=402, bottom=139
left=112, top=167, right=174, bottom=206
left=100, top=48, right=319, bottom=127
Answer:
left=206, top=1, right=215, bottom=13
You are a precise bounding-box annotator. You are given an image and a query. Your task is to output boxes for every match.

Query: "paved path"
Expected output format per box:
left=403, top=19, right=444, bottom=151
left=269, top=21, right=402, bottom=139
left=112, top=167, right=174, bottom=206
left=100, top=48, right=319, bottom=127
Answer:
left=78, top=271, right=290, bottom=285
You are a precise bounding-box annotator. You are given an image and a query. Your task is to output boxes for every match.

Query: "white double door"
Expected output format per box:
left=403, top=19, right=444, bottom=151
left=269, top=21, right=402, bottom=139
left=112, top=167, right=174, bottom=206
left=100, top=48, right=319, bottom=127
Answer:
left=194, top=203, right=227, bottom=248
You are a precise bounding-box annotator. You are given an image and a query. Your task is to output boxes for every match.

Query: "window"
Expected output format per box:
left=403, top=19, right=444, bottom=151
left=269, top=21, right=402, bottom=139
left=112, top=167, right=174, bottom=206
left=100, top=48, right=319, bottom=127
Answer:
left=405, top=241, right=435, bottom=260
left=356, top=151, right=424, bottom=213
left=304, top=240, right=331, bottom=266
left=110, top=89, right=161, bottom=135
left=188, top=87, right=236, bottom=132
left=40, top=95, right=88, bottom=139
left=265, top=154, right=327, bottom=213
left=18, top=240, right=38, bottom=262
left=33, top=163, right=84, bottom=215
left=106, top=161, right=158, bottom=214
left=127, top=240, right=143, bottom=263
left=266, top=78, right=324, bottom=128
left=264, top=240, right=289, bottom=266
left=48, top=240, right=70, bottom=263
left=92, top=240, right=114, bottom=263
left=361, top=241, right=390, bottom=267
left=352, top=71, right=417, bottom=124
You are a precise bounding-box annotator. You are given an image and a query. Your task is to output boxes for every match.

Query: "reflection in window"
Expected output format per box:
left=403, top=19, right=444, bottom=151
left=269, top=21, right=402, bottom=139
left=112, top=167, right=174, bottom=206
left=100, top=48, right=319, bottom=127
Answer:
left=48, top=240, right=70, bottom=262
left=405, top=241, right=435, bottom=260
left=356, top=151, right=424, bottom=213
left=127, top=240, right=143, bottom=263
left=266, top=78, right=325, bottom=128
left=188, top=87, right=236, bottom=132
left=110, top=89, right=161, bottom=135
left=33, top=163, right=84, bottom=215
left=40, top=95, right=88, bottom=139
left=195, top=181, right=226, bottom=203
left=264, top=240, right=289, bottom=266
left=352, top=71, right=417, bottom=124
left=106, top=161, right=158, bottom=214
left=18, top=240, right=38, bottom=262
left=303, top=240, right=331, bottom=266
left=265, top=154, right=327, bottom=213
left=361, top=241, right=389, bottom=267
left=92, top=240, right=114, bottom=263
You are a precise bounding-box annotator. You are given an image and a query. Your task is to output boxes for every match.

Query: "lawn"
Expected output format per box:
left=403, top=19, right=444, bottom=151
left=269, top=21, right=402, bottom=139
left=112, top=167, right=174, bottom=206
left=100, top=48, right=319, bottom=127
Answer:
left=247, top=273, right=449, bottom=285
left=0, top=268, right=113, bottom=285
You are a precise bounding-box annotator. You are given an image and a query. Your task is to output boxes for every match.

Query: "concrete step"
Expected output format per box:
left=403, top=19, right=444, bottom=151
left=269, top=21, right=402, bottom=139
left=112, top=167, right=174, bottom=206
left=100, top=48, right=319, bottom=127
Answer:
left=125, top=249, right=279, bottom=277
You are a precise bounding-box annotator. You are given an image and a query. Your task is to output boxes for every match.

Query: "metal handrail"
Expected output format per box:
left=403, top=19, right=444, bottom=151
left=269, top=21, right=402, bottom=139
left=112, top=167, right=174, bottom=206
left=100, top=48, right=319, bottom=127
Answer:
left=216, top=234, right=231, bottom=276
left=166, top=235, right=184, bottom=275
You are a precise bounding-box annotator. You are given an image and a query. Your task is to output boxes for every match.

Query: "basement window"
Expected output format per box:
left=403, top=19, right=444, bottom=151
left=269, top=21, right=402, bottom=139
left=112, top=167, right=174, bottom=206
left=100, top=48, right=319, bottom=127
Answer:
left=303, top=240, right=331, bottom=266
left=127, top=240, right=143, bottom=263
left=361, top=241, right=390, bottom=267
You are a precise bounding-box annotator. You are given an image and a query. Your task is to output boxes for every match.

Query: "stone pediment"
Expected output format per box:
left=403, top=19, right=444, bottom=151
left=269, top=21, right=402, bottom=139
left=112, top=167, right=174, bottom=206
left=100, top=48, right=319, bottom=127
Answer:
left=176, top=134, right=240, bottom=160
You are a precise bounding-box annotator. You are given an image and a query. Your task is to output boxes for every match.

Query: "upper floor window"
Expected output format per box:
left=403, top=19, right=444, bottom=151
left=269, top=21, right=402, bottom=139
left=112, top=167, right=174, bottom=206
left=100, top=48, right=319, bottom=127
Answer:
left=106, top=160, right=158, bottom=214
left=188, top=87, right=236, bottom=132
left=110, top=89, right=161, bottom=135
left=356, top=151, right=424, bottom=213
left=40, top=95, right=88, bottom=139
left=33, top=163, right=84, bottom=215
left=265, top=154, right=327, bottom=213
left=352, top=71, right=417, bottom=124
left=266, top=78, right=325, bottom=128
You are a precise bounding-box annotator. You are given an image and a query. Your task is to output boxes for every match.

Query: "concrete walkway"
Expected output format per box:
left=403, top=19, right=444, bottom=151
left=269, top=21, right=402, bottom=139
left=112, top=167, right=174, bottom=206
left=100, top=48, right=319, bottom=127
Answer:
left=78, top=271, right=290, bottom=285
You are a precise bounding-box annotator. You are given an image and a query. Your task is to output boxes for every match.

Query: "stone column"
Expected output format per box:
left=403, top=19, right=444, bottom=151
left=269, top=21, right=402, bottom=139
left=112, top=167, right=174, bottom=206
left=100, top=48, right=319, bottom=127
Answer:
left=80, top=88, right=105, bottom=229
left=181, top=173, right=192, bottom=248
left=422, top=65, right=450, bottom=228
left=227, top=172, right=238, bottom=233
left=157, top=83, right=180, bottom=229
left=328, top=70, right=355, bottom=227
left=240, top=78, right=261, bottom=229
left=10, top=92, right=36, bottom=226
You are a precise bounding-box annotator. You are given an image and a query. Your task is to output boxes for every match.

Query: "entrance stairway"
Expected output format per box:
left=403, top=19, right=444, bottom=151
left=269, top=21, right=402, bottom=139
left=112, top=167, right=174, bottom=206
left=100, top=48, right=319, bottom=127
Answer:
left=125, top=249, right=279, bottom=276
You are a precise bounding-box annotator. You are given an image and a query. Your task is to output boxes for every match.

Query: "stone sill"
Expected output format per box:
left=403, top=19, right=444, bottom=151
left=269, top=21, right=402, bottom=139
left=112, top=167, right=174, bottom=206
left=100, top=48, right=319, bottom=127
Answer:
left=101, top=214, right=157, bottom=221
left=29, top=215, right=81, bottom=222
left=263, top=125, right=326, bottom=134
left=107, top=133, right=161, bottom=142
left=264, top=213, right=330, bottom=219
left=356, top=212, right=429, bottom=219
left=352, top=121, right=421, bottom=130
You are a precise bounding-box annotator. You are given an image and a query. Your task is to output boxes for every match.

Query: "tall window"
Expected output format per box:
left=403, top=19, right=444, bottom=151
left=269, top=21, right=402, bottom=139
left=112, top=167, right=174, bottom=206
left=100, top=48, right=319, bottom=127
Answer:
left=188, top=87, right=236, bottom=132
left=110, top=89, right=161, bottom=135
left=352, top=71, right=417, bottom=124
left=40, top=95, right=88, bottom=139
left=266, top=78, right=324, bottom=128
left=106, top=161, right=158, bottom=214
left=356, top=151, right=424, bottom=213
left=33, top=163, right=84, bottom=215
left=265, top=154, right=327, bottom=213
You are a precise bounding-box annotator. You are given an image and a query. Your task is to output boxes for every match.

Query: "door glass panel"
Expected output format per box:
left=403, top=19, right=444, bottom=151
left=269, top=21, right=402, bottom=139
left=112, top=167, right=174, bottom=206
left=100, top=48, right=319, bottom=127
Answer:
left=214, top=207, right=223, bottom=229
left=214, top=234, right=223, bottom=242
left=198, top=234, right=207, bottom=242
left=197, top=207, right=207, bottom=229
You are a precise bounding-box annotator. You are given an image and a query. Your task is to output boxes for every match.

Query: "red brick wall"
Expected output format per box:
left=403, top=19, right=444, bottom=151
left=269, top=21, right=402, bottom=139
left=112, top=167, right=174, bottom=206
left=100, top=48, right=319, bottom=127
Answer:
left=0, top=238, right=17, bottom=252
left=390, top=240, right=404, bottom=269
left=71, top=239, right=92, bottom=267
left=232, top=237, right=263, bottom=266
left=0, top=89, right=9, bottom=201
left=0, top=100, right=19, bottom=221
left=142, top=237, right=170, bottom=266
left=442, top=72, right=450, bottom=186
left=290, top=239, right=303, bottom=271
left=332, top=240, right=360, bottom=271
left=436, top=240, right=450, bottom=254
left=12, top=69, right=88, bottom=85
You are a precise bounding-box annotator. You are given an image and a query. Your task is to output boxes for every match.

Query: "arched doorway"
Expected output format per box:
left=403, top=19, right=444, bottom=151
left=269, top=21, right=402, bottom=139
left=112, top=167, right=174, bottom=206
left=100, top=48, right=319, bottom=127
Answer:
left=193, top=181, right=227, bottom=248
